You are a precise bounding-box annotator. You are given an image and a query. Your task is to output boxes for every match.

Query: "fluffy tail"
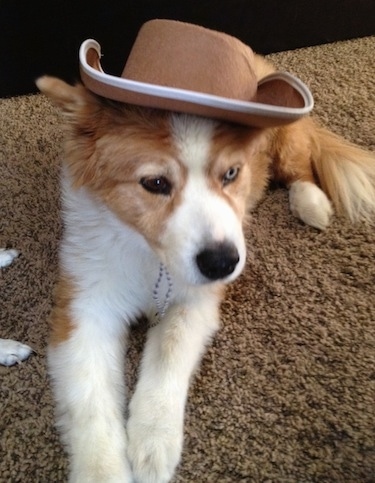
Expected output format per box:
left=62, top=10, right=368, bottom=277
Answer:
left=310, top=123, right=375, bottom=223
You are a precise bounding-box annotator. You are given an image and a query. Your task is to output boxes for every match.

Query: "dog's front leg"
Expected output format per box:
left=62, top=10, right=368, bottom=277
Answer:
left=127, top=294, right=221, bottom=483
left=48, top=304, right=131, bottom=483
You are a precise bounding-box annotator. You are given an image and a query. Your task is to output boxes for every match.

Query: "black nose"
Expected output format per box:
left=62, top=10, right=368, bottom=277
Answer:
left=196, top=242, right=240, bottom=280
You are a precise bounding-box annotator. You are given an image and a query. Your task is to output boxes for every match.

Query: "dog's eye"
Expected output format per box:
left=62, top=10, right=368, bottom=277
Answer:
left=222, top=166, right=240, bottom=186
left=140, top=176, right=172, bottom=196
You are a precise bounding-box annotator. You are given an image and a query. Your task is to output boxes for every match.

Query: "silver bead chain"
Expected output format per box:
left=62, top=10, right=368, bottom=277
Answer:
left=150, top=263, right=173, bottom=327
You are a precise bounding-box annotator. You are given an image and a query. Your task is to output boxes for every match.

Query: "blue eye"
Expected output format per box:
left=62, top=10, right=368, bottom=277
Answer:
left=223, top=166, right=240, bottom=186
left=140, top=176, right=172, bottom=196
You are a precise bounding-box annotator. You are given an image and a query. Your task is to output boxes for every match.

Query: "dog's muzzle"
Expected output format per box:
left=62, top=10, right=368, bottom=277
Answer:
left=196, top=242, right=240, bottom=281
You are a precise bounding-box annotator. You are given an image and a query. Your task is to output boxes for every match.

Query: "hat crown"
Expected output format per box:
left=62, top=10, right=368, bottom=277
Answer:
left=122, top=20, right=258, bottom=102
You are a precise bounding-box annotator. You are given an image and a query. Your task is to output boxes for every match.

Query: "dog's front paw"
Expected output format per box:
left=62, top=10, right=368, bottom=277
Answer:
left=0, top=339, right=33, bottom=366
left=0, top=248, right=19, bottom=268
left=289, top=181, right=333, bottom=230
left=68, top=441, right=132, bottom=483
left=127, top=412, right=183, bottom=483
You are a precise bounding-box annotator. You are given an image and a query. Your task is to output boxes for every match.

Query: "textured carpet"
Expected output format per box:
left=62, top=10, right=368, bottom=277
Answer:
left=1, top=36, right=374, bottom=482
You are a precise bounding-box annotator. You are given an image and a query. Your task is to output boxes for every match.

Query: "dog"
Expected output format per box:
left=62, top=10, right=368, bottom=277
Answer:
left=36, top=20, right=375, bottom=483
left=0, top=249, right=33, bottom=366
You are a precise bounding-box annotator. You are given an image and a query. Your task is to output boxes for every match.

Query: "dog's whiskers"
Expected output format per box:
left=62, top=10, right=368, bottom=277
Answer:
left=151, top=263, right=173, bottom=327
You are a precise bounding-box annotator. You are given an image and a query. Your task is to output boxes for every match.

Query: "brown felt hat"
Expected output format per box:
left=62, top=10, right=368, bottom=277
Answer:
left=79, top=19, right=314, bottom=127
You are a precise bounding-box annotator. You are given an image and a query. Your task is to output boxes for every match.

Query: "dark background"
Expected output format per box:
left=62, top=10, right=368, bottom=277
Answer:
left=1, top=0, right=375, bottom=97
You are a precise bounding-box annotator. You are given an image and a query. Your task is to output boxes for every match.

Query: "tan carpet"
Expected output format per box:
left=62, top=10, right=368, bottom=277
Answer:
left=1, top=36, right=374, bottom=482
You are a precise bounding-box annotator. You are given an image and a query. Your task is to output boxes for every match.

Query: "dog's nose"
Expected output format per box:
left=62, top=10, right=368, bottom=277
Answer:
left=196, top=242, right=240, bottom=280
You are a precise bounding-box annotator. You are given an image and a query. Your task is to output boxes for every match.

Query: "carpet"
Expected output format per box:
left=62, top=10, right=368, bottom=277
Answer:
left=0, top=36, right=374, bottom=482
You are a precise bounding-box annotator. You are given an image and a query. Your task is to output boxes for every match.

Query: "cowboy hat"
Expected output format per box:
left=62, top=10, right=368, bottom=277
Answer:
left=79, top=19, right=314, bottom=127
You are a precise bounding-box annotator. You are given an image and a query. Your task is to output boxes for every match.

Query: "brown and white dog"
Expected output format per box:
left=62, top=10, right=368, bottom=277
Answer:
left=36, top=48, right=375, bottom=483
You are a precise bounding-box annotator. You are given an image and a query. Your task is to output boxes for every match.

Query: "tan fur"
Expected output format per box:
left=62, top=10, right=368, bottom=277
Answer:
left=268, top=118, right=317, bottom=186
left=309, top=121, right=375, bottom=221
left=267, top=115, right=375, bottom=222
left=208, top=125, right=271, bottom=214
left=49, top=276, right=76, bottom=346
left=253, top=53, right=277, bottom=80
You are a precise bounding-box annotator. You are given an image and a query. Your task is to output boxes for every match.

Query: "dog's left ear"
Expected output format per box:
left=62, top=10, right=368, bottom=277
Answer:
left=36, top=76, right=97, bottom=116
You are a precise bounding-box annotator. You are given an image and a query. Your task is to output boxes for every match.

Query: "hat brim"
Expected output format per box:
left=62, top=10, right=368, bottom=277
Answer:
left=79, top=39, right=314, bottom=128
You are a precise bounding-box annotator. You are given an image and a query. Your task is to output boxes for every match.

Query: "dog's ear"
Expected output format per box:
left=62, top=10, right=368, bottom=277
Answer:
left=36, top=76, right=104, bottom=187
left=36, top=76, right=97, bottom=116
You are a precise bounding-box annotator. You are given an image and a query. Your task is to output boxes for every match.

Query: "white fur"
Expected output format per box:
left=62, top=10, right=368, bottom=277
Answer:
left=0, top=248, right=33, bottom=366
left=127, top=291, right=220, bottom=483
left=289, top=180, right=333, bottom=230
left=50, top=115, right=245, bottom=482
left=0, top=338, right=33, bottom=366
left=159, top=173, right=246, bottom=285
left=50, top=178, right=154, bottom=482
left=0, top=248, right=19, bottom=268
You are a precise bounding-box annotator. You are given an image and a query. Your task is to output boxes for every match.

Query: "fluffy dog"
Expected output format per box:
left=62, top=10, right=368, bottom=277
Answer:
left=36, top=30, right=375, bottom=483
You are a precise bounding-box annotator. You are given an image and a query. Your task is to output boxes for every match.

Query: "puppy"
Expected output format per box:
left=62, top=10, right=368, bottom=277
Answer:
left=0, top=249, right=33, bottom=366
left=36, top=55, right=375, bottom=482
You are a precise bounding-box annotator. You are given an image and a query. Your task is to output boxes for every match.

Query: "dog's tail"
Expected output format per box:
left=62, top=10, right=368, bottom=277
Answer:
left=310, top=123, right=375, bottom=222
